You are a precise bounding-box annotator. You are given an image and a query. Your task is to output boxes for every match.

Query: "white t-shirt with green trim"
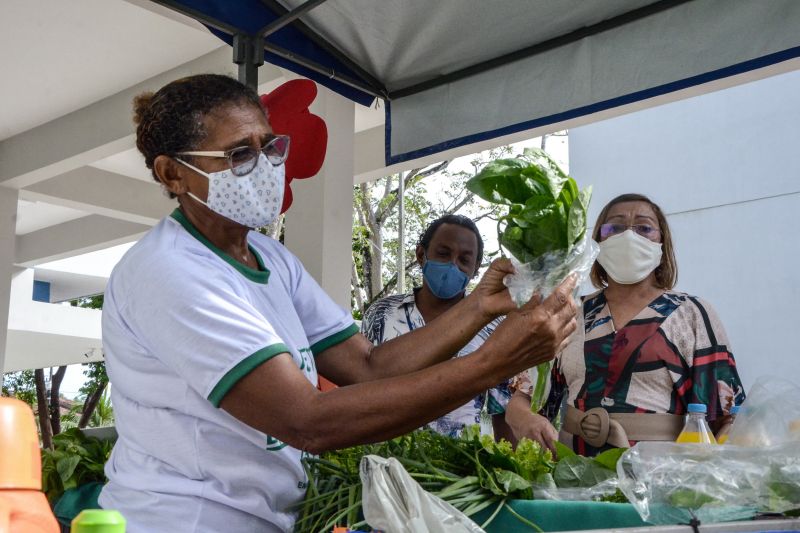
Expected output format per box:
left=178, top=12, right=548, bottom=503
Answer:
left=99, top=210, right=357, bottom=532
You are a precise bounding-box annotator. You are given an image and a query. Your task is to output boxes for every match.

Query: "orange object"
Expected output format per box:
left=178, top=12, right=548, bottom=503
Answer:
left=332, top=527, right=349, bottom=533
left=0, top=491, right=60, bottom=533
left=318, top=375, right=339, bottom=392
left=0, top=397, right=41, bottom=489
left=0, top=398, right=59, bottom=532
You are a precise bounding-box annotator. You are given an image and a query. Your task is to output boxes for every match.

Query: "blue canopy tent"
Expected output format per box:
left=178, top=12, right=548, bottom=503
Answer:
left=154, top=0, right=800, bottom=165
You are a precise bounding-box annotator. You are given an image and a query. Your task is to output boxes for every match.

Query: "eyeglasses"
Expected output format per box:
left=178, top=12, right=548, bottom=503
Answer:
left=177, top=135, right=290, bottom=176
left=599, top=223, right=661, bottom=240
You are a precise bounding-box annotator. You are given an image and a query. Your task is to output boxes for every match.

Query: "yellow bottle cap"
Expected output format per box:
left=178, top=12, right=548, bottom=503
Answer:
left=0, top=398, right=42, bottom=489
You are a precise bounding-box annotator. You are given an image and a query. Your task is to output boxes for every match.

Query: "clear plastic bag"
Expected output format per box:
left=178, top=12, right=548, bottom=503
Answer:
left=504, top=233, right=599, bottom=410
left=359, top=455, right=485, bottom=533
left=617, top=441, right=800, bottom=525
left=616, top=377, right=800, bottom=525
left=728, top=376, right=800, bottom=447
left=533, top=476, right=621, bottom=501
left=503, top=233, right=599, bottom=308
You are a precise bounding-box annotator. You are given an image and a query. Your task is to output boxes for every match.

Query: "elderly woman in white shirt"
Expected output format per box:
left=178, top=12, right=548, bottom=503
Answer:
left=99, top=73, right=578, bottom=532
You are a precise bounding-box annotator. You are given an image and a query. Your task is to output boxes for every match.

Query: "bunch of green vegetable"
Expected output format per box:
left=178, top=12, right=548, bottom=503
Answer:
left=466, top=147, right=591, bottom=264
left=765, top=464, right=800, bottom=515
left=40, top=427, right=113, bottom=504
left=295, top=427, right=626, bottom=532
left=541, top=443, right=629, bottom=504
left=466, top=148, right=592, bottom=414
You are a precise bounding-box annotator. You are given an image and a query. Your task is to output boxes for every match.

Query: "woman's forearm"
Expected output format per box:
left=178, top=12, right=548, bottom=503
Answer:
left=225, top=346, right=514, bottom=454
left=316, top=293, right=495, bottom=386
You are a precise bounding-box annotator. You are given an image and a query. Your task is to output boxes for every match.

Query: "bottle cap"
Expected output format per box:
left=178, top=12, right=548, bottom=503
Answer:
left=0, top=398, right=42, bottom=489
left=687, top=403, right=707, bottom=414
left=71, top=510, right=126, bottom=532
left=730, top=405, right=740, bottom=415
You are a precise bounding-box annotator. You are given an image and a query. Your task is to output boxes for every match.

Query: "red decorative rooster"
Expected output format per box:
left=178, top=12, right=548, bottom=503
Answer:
left=260, top=80, right=328, bottom=214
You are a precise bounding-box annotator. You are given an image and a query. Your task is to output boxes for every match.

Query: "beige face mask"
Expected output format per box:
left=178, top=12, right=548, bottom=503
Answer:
left=597, top=230, right=662, bottom=284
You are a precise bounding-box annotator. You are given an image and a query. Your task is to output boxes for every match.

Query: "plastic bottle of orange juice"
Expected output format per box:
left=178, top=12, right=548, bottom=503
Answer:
left=676, top=403, right=717, bottom=444
left=0, top=397, right=59, bottom=533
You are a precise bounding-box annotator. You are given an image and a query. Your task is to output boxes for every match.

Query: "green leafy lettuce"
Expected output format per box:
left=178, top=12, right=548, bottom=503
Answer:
left=466, top=147, right=591, bottom=264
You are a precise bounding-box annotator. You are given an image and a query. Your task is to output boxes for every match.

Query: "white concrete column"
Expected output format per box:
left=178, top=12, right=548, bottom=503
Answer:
left=0, top=187, right=19, bottom=383
left=284, top=86, right=355, bottom=310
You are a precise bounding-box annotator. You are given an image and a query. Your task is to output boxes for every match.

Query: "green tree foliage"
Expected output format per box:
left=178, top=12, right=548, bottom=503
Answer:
left=2, top=369, right=37, bottom=404
left=351, top=147, right=510, bottom=316
left=71, top=295, right=111, bottom=429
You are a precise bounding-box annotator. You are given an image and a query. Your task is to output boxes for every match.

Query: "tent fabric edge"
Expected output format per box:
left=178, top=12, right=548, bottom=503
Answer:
left=384, top=45, right=800, bottom=166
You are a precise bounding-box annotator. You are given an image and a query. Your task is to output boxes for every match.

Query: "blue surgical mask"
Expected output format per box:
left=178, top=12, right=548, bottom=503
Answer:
left=422, top=255, right=469, bottom=300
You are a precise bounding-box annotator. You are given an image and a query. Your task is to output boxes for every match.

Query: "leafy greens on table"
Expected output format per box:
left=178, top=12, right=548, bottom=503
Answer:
left=296, top=427, right=626, bottom=533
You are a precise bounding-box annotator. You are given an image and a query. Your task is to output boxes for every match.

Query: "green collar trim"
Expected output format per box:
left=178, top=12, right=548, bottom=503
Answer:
left=170, top=209, right=270, bottom=284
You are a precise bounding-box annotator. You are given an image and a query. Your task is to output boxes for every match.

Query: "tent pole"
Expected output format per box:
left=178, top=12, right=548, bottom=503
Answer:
left=233, top=33, right=264, bottom=90
left=397, top=172, right=405, bottom=294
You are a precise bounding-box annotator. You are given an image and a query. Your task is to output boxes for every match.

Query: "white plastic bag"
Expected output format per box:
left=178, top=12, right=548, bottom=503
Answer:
left=360, top=455, right=485, bottom=533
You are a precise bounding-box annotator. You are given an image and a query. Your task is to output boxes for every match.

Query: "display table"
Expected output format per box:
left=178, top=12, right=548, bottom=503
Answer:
left=477, top=501, right=800, bottom=533
left=477, top=500, right=648, bottom=532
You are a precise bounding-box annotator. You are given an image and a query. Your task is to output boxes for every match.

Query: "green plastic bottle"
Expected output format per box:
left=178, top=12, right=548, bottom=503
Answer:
left=71, top=510, right=126, bottom=533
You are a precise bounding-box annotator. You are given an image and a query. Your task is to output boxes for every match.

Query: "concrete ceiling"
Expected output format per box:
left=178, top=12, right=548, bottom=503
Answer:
left=0, top=0, right=223, bottom=141
left=0, top=0, right=394, bottom=248
left=0, top=0, right=587, bottom=294
left=16, top=199, right=88, bottom=235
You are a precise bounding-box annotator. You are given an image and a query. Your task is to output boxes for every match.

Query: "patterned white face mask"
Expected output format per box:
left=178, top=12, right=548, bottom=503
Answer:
left=177, top=153, right=285, bottom=228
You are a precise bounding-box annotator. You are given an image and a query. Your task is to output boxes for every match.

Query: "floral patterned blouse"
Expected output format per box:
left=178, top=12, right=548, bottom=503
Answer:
left=513, top=289, right=745, bottom=455
left=361, top=289, right=510, bottom=438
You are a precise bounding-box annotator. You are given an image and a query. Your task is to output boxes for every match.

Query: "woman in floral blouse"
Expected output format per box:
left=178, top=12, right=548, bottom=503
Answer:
left=506, top=193, right=745, bottom=456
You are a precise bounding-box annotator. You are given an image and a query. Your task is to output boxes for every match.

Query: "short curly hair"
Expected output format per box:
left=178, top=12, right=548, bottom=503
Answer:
left=417, top=214, right=484, bottom=275
left=133, top=74, right=263, bottom=197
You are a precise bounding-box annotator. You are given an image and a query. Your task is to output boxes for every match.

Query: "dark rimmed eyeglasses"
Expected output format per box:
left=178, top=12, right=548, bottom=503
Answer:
left=599, top=223, right=661, bottom=240
left=177, top=135, right=290, bottom=176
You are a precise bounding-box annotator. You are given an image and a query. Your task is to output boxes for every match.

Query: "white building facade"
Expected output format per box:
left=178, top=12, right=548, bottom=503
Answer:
left=569, top=70, right=800, bottom=391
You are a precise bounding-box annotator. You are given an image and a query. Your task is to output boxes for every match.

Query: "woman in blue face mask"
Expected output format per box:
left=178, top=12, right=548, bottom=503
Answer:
left=361, top=215, right=515, bottom=441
